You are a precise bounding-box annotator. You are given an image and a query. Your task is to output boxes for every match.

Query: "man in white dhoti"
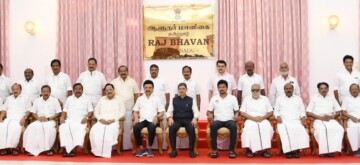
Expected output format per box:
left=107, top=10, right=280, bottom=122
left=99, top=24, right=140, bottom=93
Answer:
left=0, top=83, right=31, bottom=156
left=59, top=83, right=93, bottom=157
left=207, top=80, right=239, bottom=159
left=341, top=83, right=360, bottom=156
left=274, top=83, right=309, bottom=158
left=76, top=58, right=107, bottom=107
left=133, top=80, right=164, bottom=157
left=307, top=82, right=344, bottom=157
left=20, top=68, right=41, bottom=102
left=90, top=83, right=125, bottom=158
left=241, top=84, right=273, bottom=158
left=23, top=85, right=62, bottom=156
left=111, top=65, right=139, bottom=150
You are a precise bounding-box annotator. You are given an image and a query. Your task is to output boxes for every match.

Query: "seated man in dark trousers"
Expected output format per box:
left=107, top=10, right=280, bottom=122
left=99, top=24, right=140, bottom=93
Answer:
left=167, top=83, right=199, bottom=158
left=207, top=80, right=239, bottom=158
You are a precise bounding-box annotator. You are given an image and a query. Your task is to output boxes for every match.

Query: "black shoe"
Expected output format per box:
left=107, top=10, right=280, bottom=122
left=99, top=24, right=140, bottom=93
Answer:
left=285, top=152, right=293, bottom=159
left=12, top=149, right=19, bottom=156
left=319, top=154, right=326, bottom=157
left=229, top=151, right=236, bottom=159
left=292, top=151, right=300, bottom=158
left=169, top=150, right=177, bottom=158
left=246, top=151, right=255, bottom=158
left=189, top=151, right=196, bottom=158
left=210, top=151, right=218, bottom=158
left=47, top=150, right=54, bottom=156
left=327, top=153, right=335, bottom=157
left=0, top=149, right=8, bottom=156
left=62, top=152, right=70, bottom=157
left=261, top=151, right=271, bottom=158
left=69, top=150, right=76, bottom=157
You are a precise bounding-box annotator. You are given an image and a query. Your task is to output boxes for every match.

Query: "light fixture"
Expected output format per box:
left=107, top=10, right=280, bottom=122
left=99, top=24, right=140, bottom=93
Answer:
left=328, top=15, right=339, bottom=30
left=24, top=21, right=36, bottom=34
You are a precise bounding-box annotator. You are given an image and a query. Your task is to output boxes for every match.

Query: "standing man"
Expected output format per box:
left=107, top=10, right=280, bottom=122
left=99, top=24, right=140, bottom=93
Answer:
left=20, top=68, right=41, bottom=102
left=76, top=58, right=107, bottom=107
left=307, top=82, right=344, bottom=157
left=0, top=63, right=12, bottom=101
left=334, top=55, right=360, bottom=104
left=237, top=61, right=265, bottom=105
left=208, top=60, right=237, bottom=101
left=269, top=62, right=301, bottom=107
left=45, top=59, right=72, bottom=105
left=111, top=65, right=139, bottom=150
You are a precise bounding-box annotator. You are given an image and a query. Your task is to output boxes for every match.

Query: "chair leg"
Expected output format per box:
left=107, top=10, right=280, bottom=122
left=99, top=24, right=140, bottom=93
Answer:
left=156, top=133, right=163, bottom=155
left=166, top=133, right=171, bottom=154
left=206, top=132, right=211, bottom=155
left=276, top=133, right=282, bottom=155
left=117, top=134, right=122, bottom=154
left=345, top=132, right=351, bottom=155
left=195, top=133, right=199, bottom=155
left=83, top=132, right=89, bottom=154
left=130, top=132, right=137, bottom=155
left=310, top=133, right=317, bottom=155
left=19, top=132, right=24, bottom=154
left=234, top=133, right=239, bottom=155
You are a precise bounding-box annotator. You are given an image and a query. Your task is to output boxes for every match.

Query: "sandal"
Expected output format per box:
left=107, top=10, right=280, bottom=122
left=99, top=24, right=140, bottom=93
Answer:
left=228, top=151, right=236, bottom=158
left=210, top=151, right=218, bottom=158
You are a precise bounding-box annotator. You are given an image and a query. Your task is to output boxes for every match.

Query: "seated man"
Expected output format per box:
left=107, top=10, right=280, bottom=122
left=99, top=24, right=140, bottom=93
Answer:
left=90, top=83, right=125, bottom=158
left=307, top=82, right=344, bottom=157
left=59, top=83, right=93, bottom=157
left=0, top=83, right=31, bottom=156
left=207, top=80, right=239, bottom=159
left=240, top=84, right=273, bottom=158
left=341, top=83, right=360, bottom=156
left=23, top=85, right=62, bottom=156
left=167, top=83, right=199, bottom=158
left=274, top=83, right=309, bottom=158
left=133, top=80, right=164, bottom=157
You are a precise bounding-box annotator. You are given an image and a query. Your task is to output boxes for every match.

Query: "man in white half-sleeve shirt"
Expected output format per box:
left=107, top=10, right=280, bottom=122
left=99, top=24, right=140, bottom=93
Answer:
left=44, top=59, right=72, bottom=104
left=59, top=83, right=93, bottom=157
left=341, top=83, right=360, bottom=157
left=76, top=58, right=107, bottom=107
left=208, top=60, right=237, bottom=101
left=269, top=62, right=300, bottom=107
left=241, top=84, right=273, bottom=158
left=20, top=68, right=41, bottom=102
left=207, top=80, right=239, bottom=159
left=133, top=80, right=165, bottom=157
left=0, top=63, right=12, bottom=101
left=274, top=83, right=309, bottom=159
left=23, top=85, right=62, bottom=156
left=237, top=61, right=265, bottom=105
left=307, top=82, right=344, bottom=157
left=0, top=84, right=31, bottom=156
left=334, top=55, right=360, bottom=104
left=111, top=65, right=139, bottom=150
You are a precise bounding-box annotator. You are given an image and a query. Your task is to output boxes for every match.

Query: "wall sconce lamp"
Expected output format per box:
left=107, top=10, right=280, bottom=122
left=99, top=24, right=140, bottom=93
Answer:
left=328, top=15, right=339, bottom=30
left=24, top=21, right=36, bottom=35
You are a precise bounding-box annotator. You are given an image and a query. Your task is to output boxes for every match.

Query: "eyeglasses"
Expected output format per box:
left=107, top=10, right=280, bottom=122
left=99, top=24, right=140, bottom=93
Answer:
left=251, top=89, right=260, bottom=92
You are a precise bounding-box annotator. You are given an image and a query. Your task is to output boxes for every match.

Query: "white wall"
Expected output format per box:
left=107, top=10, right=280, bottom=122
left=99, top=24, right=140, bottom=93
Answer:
left=308, top=0, right=359, bottom=97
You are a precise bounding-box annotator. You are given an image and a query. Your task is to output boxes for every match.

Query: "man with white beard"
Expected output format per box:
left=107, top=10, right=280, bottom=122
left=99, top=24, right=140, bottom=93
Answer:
left=23, top=85, right=62, bottom=156
left=0, top=83, right=31, bottom=156
left=274, top=83, right=309, bottom=158
left=59, top=83, right=93, bottom=157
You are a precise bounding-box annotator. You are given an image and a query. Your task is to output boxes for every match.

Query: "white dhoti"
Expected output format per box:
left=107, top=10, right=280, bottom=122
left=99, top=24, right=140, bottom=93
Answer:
left=90, top=121, right=119, bottom=158
left=314, top=120, right=344, bottom=154
left=59, top=120, right=87, bottom=153
left=0, top=119, right=22, bottom=149
left=277, top=121, right=309, bottom=153
left=122, top=111, right=133, bottom=150
left=241, top=120, right=274, bottom=153
left=346, top=120, right=360, bottom=151
left=23, top=121, right=56, bottom=156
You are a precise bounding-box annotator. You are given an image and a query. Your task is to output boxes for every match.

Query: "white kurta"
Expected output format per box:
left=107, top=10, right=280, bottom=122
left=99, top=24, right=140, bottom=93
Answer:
left=240, top=95, right=274, bottom=152
left=44, top=72, right=72, bottom=103
left=306, top=94, right=344, bottom=154
left=274, top=95, right=309, bottom=153
left=90, top=95, right=125, bottom=158
left=269, top=76, right=301, bottom=107
left=0, top=75, right=12, bottom=101
left=237, top=73, right=265, bottom=100
left=342, top=95, right=360, bottom=151
left=23, top=96, right=62, bottom=156
left=174, top=78, right=201, bottom=99
left=20, top=79, right=42, bottom=102
left=334, top=69, right=360, bottom=102
left=59, top=95, right=93, bottom=153
left=0, top=94, right=31, bottom=149
left=208, top=72, right=237, bottom=96
left=76, top=70, right=107, bottom=107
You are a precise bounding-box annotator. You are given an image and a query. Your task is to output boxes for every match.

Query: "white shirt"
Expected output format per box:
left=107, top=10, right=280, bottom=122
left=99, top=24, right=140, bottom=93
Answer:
left=208, top=72, right=237, bottom=96
left=240, top=95, right=273, bottom=117
left=133, top=94, right=165, bottom=122
left=0, top=75, right=12, bottom=101
left=238, top=73, right=265, bottom=100
left=31, top=96, right=62, bottom=118
left=63, top=95, right=93, bottom=122
left=208, top=94, right=239, bottom=122
left=306, top=94, right=342, bottom=116
left=341, top=95, right=360, bottom=119
left=166, top=97, right=200, bottom=118
left=20, top=79, right=42, bottom=102
left=111, top=76, right=139, bottom=111
left=174, top=78, right=201, bottom=99
left=94, top=95, right=125, bottom=121
left=334, top=69, right=360, bottom=102
left=45, top=72, right=72, bottom=103
left=76, top=70, right=107, bottom=106
left=274, top=95, right=306, bottom=122
left=141, top=77, right=169, bottom=105
left=269, top=75, right=301, bottom=107
left=2, top=94, right=31, bottom=120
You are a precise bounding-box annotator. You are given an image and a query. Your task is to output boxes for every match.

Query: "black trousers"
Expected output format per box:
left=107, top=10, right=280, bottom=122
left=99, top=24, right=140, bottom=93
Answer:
left=210, top=120, right=237, bottom=151
left=169, top=120, right=196, bottom=151
left=133, top=120, right=157, bottom=147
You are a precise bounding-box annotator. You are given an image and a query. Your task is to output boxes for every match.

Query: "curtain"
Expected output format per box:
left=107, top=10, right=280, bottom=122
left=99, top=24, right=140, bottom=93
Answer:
left=0, top=0, right=9, bottom=76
